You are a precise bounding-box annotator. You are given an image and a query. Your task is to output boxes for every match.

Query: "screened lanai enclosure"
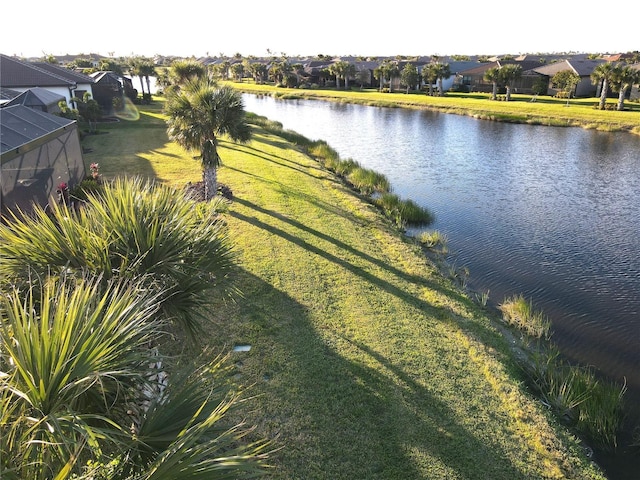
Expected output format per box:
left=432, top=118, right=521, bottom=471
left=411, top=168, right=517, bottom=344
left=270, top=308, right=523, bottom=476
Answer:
left=0, top=105, right=86, bottom=215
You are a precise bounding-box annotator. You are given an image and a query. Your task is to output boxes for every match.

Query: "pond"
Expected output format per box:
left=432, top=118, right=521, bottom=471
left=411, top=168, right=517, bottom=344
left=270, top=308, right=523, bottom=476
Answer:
left=242, top=93, right=640, bottom=476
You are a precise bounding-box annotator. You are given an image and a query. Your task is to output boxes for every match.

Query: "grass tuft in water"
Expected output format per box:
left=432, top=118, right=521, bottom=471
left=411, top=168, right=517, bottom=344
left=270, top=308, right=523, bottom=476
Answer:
left=499, top=294, right=551, bottom=339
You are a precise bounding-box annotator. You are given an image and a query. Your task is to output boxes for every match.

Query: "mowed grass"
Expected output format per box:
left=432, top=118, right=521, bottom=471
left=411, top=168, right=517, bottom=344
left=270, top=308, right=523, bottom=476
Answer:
left=229, top=81, right=640, bottom=134
left=82, top=99, right=605, bottom=479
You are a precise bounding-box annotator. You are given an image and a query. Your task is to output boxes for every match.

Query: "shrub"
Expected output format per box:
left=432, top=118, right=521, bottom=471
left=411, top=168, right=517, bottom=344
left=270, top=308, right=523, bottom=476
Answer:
left=0, top=177, right=236, bottom=337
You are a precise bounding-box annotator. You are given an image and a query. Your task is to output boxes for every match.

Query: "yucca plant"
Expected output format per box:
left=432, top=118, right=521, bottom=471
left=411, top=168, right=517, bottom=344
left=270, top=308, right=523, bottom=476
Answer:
left=0, top=273, right=165, bottom=479
left=0, top=274, right=271, bottom=479
left=0, top=177, right=237, bottom=337
left=116, top=355, right=271, bottom=479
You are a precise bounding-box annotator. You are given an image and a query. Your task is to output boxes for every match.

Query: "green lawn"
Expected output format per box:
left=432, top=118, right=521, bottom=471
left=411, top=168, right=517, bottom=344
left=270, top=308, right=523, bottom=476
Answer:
left=81, top=99, right=606, bottom=479
left=227, top=81, right=640, bottom=135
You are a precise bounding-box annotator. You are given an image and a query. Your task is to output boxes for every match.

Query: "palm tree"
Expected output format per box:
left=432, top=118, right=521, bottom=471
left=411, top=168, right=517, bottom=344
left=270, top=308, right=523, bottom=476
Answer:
left=551, top=69, right=581, bottom=106
left=165, top=78, right=251, bottom=200
left=130, top=57, right=156, bottom=99
left=499, top=64, right=522, bottom=101
left=0, top=274, right=271, bottom=479
left=169, top=59, right=207, bottom=85
left=611, top=64, right=639, bottom=111
left=484, top=66, right=501, bottom=100
left=329, top=60, right=355, bottom=89
left=591, top=62, right=616, bottom=110
left=400, top=63, right=419, bottom=93
left=422, top=64, right=439, bottom=96
left=433, top=62, right=451, bottom=96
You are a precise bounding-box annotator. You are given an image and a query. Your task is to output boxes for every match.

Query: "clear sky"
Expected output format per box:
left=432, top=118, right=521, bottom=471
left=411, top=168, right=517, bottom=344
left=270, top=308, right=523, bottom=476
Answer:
left=3, top=1, right=638, bottom=59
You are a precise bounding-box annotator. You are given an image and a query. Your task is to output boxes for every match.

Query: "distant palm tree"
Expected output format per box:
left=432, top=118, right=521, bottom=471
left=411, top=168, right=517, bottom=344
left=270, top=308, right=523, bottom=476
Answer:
left=610, top=64, right=639, bottom=111
left=170, top=59, right=207, bottom=85
left=499, top=64, right=522, bottom=101
left=484, top=66, right=501, bottom=100
left=329, top=60, right=355, bottom=89
left=165, top=78, right=251, bottom=200
left=591, top=62, right=616, bottom=110
left=400, top=63, right=419, bottom=93
left=433, top=62, right=451, bottom=96
left=422, top=64, right=438, bottom=96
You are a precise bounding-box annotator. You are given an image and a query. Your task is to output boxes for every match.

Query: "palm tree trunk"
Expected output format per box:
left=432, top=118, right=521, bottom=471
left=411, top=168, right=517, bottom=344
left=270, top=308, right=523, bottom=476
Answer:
left=491, top=82, right=498, bottom=101
left=599, top=79, right=608, bottom=110
left=203, top=165, right=217, bottom=201
left=617, top=87, right=627, bottom=111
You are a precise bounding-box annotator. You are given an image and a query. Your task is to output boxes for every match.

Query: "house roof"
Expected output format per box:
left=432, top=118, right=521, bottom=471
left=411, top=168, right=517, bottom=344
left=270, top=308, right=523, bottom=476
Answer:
left=3, top=87, right=65, bottom=109
left=32, top=62, right=95, bottom=84
left=0, top=54, right=76, bottom=88
left=0, top=87, right=21, bottom=102
left=0, top=104, right=74, bottom=154
left=533, top=59, right=606, bottom=77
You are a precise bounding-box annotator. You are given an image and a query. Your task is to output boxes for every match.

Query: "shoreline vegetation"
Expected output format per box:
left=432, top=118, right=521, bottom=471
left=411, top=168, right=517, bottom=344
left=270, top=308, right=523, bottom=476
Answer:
left=78, top=97, right=625, bottom=478
left=4, top=94, right=630, bottom=477
left=225, top=81, right=640, bottom=136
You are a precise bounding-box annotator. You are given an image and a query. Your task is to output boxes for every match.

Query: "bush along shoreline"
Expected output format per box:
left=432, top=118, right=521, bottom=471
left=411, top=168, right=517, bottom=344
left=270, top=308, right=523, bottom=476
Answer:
left=250, top=113, right=630, bottom=469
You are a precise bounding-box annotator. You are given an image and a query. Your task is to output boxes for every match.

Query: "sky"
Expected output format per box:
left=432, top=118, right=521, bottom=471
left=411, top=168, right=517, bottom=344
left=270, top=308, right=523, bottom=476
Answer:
left=3, top=1, right=638, bottom=60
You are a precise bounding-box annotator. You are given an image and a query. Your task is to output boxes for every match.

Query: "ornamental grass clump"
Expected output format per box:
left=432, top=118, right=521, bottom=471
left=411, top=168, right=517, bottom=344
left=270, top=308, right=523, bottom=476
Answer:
left=347, top=165, right=391, bottom=195
left=499, top=294, right=551, bottom=339
left=525, top=348, right=626, bottom=451
left=375, top=192, right=434, bottom=228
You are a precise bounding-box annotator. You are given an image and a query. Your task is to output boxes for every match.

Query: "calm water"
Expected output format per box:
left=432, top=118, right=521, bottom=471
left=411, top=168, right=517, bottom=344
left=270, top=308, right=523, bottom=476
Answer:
left=243, top=94, right=640, bottom=398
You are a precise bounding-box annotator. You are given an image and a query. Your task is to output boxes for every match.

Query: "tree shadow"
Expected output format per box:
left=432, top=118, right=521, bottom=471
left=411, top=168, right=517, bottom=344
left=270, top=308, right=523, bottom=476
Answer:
left=231, top=196, right=471, bottom=310
left=206, top=266, right=540, bottom=479
left=222, top=140, right=324, bottom=180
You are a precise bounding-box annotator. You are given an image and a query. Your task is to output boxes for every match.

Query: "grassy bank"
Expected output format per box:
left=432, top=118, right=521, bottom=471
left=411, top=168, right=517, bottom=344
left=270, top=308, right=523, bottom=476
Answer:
left=226, top=81, right=640, bottom=135
left=81, top=101, right=606, bottom=479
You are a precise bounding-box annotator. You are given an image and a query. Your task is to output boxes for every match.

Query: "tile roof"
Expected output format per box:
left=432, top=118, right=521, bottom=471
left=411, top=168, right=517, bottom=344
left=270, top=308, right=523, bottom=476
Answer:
left=0, top=54, right=76, bottom=88
left=32, top=62, right=95, bottom=84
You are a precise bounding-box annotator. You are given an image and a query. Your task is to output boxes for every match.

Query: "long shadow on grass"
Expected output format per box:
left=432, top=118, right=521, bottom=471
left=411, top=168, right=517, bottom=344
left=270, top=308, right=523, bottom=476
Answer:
left=223, top=141, right=324, bottom=179
left=224, top=165, right=368, bottom=226
left=231, top=196, right=470, bottom=309
left=220, top=267, right=536, bottom=479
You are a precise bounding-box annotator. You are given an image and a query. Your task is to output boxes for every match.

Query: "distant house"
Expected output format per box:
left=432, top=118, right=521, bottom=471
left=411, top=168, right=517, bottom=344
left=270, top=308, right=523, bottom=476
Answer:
left=3, top=87, right=65, bottom=114
left=89, top=71, right=136, bottom=114
left=31, top=61, right=95, bottom=103
left=455, top=60, right=548, bottom=94
left=0, top=105, right=86, bottom=214
left=52, top=53, right=107, bottom=68
left=532, top=59, right=606, bottom=97
left=0, top=54, right=94, bottom=108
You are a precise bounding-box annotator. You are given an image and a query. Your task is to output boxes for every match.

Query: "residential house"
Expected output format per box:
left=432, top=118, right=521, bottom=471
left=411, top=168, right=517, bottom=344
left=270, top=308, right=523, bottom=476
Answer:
left=31, top=61, right=95, bottom=103
left=532, top=59, right=606, bottom=97
left=52, top=53, right=107, bottom=68
left=455, top=59, right=549, bottom=94
left=0, top=105, right=85, bottom=214
left=88, top=71, right=136, bottom=114
left=0, top=54, right=94, bottom=108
